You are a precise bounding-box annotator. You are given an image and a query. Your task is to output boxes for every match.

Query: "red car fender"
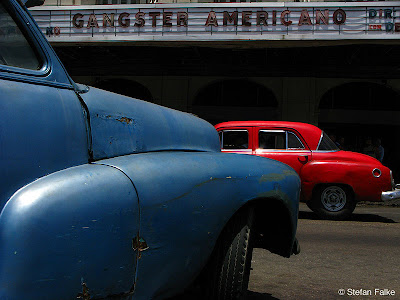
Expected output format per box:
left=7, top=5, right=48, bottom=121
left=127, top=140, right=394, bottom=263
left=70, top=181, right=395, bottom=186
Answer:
left=300, top=160, right=392, bottom=202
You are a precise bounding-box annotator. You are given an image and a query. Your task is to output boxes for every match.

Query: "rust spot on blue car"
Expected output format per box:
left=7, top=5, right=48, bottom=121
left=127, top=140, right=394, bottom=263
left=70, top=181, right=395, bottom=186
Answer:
left=116, top=117, right=133, bottom=125
left=76, top=282, right=90, bottom=300
left=259, top=173, right=286, bottom=183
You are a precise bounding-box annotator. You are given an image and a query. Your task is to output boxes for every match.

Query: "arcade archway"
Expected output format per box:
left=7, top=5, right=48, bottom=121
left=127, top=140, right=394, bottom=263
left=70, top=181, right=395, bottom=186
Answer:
left=193, top=79, right=279, bottom=124
left=93, top=78, right=153, bottom=102
left=318, top=82, right=400, bottom=180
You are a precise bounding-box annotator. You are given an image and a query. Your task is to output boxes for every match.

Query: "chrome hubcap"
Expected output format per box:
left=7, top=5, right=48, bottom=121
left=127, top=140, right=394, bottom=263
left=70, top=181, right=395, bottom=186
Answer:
left=321, top=186, right=346, bottom=212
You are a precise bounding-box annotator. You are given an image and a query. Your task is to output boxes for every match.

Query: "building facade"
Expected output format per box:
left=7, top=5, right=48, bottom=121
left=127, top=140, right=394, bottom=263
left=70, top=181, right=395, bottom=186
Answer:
left=31, top=1, right=400, bottom=179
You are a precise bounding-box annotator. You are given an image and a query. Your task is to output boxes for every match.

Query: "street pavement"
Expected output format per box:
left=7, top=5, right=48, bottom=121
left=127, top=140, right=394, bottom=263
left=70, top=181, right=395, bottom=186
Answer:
left=247, top=203, right=400, bottom=299
left=171, top=202, right=400, bottom=300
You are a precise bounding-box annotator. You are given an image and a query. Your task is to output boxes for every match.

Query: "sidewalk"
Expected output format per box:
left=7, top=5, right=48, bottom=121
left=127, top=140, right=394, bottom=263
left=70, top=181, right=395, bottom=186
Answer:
left=357, top=198, right=400, bottom=207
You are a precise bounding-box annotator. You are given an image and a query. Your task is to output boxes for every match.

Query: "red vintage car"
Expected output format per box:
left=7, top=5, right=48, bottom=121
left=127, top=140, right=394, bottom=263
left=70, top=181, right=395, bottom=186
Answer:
left=215, top=121, right=399, bottom=220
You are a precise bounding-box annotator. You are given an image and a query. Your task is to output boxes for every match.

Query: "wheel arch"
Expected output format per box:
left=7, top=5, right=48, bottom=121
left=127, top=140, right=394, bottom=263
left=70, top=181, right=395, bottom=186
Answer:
left=247, top=197, right=298, bottom=258
left=210, top=196, right=297, bottom=259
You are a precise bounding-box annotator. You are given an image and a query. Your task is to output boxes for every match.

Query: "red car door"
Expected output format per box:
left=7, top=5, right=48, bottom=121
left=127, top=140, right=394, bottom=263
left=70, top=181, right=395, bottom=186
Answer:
left=253, top=128, right=312, bottom=174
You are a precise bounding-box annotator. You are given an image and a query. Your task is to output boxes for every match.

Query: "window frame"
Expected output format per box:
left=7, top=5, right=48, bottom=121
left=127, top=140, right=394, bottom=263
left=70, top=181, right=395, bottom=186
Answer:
left=0, top=0, right=50, bottom=77
left=219, top=129, right=251, bottom=152
left=287, top=131, right=305, bottom=150
left=316, top=132, right=340, bottom=152
left=257, top=129, right=305, bottom=151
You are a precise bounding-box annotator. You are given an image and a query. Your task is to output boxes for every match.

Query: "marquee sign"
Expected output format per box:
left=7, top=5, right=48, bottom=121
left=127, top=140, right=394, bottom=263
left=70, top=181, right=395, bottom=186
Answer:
left=30, top=2, right=400, bottom=42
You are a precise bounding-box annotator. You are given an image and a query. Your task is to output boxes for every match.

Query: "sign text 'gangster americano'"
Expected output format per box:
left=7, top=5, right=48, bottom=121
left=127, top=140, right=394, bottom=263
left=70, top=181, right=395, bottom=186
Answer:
left=71, top=9, right=347, bottom=29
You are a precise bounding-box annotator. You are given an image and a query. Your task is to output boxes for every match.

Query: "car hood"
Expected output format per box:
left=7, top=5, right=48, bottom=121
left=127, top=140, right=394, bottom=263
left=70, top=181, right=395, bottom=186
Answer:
left=79, top=87, right=220, bottom=160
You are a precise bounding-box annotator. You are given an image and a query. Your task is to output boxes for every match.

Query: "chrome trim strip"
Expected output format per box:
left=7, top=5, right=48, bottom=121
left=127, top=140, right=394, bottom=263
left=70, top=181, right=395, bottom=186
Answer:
left=221, top=149, right=251, bottom=153
left=255, top=149, right=310, bottom=153
left=259, top=130, right=285, bottom=133
left=313, top=150, right=340, bottom=153
left=316, top=132, right=324, bottom=150
left=287, top=131, right=305, bottom=150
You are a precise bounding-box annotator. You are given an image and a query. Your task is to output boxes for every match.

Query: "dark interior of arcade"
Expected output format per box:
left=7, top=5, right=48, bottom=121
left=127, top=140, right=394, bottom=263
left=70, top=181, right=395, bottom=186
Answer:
left=55, top=43, right=400, bottom=180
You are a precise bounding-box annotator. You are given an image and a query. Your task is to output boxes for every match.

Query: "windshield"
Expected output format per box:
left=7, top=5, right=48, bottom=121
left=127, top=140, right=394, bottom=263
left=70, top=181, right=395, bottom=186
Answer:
left=317, top=132, right=339, bottom=151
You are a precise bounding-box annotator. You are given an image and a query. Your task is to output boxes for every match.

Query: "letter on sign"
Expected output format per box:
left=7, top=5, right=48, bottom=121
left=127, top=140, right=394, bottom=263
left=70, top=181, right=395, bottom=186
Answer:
left=223, top=11, right=238, bottom=26
left=298, top=9, right=312, bottom=26
left=256, top=11, right=268, bottom=26
left=103, top=13, right=114, bottom=27
left=205, top=11, right=218, bottom=26
left=149, top=12, right=160, bottom=27
left=177, top=12, right=188, bottom=27
left=281, top=10, right=292, bottom=26
left=135, top=12, right=145, bottom=27
left=242, top=11, right=252, bottom=26
left=118, top=12, right=130, bottom=28
left=333, top=9, right=346, bottom=25
left=73, top=13, right=84, bottom=29
left=316, top=10, right=329, bottom=25
left=87, top=14, right=99, bottom=28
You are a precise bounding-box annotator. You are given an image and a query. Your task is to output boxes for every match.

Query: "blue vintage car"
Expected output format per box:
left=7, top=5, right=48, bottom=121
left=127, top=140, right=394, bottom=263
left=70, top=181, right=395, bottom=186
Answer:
left=0, top=1, right=300, bottom=299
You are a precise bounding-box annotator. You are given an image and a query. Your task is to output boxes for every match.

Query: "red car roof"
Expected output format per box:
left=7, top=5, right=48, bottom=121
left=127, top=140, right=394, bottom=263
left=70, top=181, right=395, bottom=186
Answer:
left=215, top=121, right=323, bottom=150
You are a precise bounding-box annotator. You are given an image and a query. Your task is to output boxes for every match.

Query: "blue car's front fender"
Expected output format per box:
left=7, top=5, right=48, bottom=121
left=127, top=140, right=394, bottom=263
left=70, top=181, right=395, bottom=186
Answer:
left=96, top=151, right=300, bottom=299
left=0, top=164, right=140, bottom=300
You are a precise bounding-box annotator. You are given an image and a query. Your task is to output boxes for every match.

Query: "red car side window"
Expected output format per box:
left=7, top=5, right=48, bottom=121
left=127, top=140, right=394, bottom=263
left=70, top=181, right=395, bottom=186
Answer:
left=258, top=130, right=285, bottom=149
left=221, top=130, right=249, bottom=149
left=287, top=132, right=305, bottom=149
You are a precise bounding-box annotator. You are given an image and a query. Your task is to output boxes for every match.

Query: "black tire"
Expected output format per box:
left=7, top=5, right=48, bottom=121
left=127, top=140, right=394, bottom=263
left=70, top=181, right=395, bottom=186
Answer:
left=309, top=184, right=356, bottom=220
left=204, top=207, right=255, bottom=300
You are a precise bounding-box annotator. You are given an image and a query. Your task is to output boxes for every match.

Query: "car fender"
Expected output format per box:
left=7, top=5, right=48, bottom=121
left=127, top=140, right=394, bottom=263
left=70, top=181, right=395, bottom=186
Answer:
left=300, top=160, right=387, bottom=202
left=0, top=163, right=140, bottom=300
left=96, top=151, right=300, bottom=299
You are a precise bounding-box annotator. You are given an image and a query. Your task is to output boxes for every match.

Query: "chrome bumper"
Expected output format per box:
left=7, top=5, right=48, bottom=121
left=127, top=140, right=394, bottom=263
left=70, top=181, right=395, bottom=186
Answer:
left=381, top=189, right=400, bottom=201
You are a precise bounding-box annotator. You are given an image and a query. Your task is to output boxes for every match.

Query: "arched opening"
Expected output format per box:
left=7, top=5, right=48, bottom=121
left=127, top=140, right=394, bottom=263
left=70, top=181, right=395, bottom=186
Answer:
left=320, top=82, right=400, bottom=111
left=319, top=82, right=400, bottom=180
left=192, top=79, right=278, bottom=124
left=93, top=78, right=153, bottom=102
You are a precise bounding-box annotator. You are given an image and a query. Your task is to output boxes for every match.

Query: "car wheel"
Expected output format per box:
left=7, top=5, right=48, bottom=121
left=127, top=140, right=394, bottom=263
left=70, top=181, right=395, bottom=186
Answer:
left=310, top=185, right=356, bottom=220
left=205, top=207, right=255, bottom=300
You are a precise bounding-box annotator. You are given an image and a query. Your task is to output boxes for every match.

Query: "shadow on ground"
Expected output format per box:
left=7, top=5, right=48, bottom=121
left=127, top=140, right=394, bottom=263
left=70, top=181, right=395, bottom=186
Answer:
left=299, top=211, right=396, bottom=223
left=169, top=290, right=278, bottom=300
left=246, top=291, right=279, bottom=299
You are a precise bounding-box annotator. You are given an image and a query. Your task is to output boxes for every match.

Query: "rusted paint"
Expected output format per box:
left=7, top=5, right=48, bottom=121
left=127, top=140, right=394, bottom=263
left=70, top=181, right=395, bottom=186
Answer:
left=116, top=117, right=133, bottom=125
left=132, top=235, right=149, bottom=259
left=259, top=173, right=286, bottom=183
left=97, top=114, right=134, bottom=125
left=76, top=282, right=90, bottom=300
left=258, top=170, right=297, bottom=183
left=283, top=169, right=298, bottom=177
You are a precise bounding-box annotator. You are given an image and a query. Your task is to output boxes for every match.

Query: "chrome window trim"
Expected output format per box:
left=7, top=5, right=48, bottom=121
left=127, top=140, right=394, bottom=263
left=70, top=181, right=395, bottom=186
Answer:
left=220, top=129, right=249, bottom=150
left=221, top=149, right=252, bottom=153
left=255, top=149, right=310, bottom=153
left=313, top=150, right=340, bottom=153
left=316, top=131, right=340, bottom=151
left=259, top=130, right=285, bottom=133
left=287, top=131, right=305, bottom=150
left=317, top=132, right=324, bottom=150
left=258, top=130, right=286, bottom=150
left=258, top=129, right=305, bottom=150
